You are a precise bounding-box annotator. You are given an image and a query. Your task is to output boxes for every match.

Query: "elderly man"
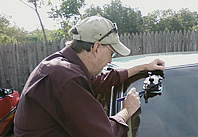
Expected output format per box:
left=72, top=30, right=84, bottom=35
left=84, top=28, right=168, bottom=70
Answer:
left=14, top=16, right=165, bottom=137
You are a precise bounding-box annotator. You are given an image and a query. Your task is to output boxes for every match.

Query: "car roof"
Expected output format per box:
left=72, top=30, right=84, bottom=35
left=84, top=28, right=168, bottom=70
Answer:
left=112, top=51, right=198, bottom=69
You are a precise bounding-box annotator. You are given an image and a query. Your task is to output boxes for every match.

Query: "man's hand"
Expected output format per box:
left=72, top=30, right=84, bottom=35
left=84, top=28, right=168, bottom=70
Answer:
left=123, top=88, right=141, bottom=117
left=127, top=59, right=165, bottom=78
left=147, top=59, right=165, bottom=71
left=116, top=88, right=140, bottom=122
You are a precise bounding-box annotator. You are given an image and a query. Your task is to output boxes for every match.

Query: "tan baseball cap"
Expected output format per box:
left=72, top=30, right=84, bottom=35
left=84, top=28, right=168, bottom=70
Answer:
left=72, top=16, right=131, bottom=56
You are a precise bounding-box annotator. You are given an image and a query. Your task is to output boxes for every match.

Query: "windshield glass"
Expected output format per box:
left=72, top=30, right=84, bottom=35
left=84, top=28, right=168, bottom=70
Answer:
left=127, top=65, right=198, bottom=137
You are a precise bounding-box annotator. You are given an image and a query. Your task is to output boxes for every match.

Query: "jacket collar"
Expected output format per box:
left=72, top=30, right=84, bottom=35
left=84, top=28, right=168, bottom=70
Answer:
left=60, top=47, right=92, bottom=80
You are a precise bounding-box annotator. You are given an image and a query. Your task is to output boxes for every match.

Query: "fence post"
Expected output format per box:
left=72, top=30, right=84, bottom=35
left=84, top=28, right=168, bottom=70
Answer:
left=1, top=31, right=198, bottom=92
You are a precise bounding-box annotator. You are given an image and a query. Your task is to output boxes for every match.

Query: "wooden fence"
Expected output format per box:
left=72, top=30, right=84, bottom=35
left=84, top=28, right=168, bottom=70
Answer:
left=0, top=30, right=198, bottom=92
left=121, top=30, right=198, bottom=56
left=0, top=40, right=65, bottom=92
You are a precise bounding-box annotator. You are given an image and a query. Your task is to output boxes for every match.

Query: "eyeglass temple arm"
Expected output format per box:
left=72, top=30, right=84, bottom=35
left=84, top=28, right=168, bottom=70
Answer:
left=98, top=29, right=116, bottom=42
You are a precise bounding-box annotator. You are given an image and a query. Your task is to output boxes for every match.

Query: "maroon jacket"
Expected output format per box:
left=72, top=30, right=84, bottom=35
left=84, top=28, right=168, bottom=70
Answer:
left=14, top=47, right=129, bottom=137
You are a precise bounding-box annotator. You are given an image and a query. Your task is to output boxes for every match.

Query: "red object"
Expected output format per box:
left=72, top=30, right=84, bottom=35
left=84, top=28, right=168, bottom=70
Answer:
left=0, top=89, right=20, bottom=136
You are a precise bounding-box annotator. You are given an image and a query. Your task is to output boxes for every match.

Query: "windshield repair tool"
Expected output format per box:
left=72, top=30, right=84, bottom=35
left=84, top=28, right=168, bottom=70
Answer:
left=116, top=91, right=145, bottom=102
left=117, top=71, right=164, bottom=103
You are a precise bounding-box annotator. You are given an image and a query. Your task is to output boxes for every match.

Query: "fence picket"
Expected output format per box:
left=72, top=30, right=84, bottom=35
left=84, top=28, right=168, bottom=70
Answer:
left=0, top=31, right=198, bottom=92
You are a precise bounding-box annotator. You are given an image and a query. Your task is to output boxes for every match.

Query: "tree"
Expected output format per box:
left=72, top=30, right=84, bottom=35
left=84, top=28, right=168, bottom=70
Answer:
left=83, top=5, right=104, bottom=17
left=0, top=14, right=58, bottom=45
left=0, top=15, right=12, bottom=45
left=49, top=1, right=198, bottom=36
left=178, top=9, right=198, bottom=31
left=142, top=9, right=198, bottom=32
left=84, top=0, right=143, bottom=34
left=28, top=29, right=57, bottom=42
left=49, top=0, right=143, bottom=37
left=19, top=0, right=48, bottom=45
left=0, top=14, right=29, bottom=45
left=49, top=0, right=85, bottom=39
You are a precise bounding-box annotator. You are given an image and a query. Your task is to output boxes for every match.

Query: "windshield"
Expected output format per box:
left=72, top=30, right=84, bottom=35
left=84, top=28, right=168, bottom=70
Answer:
left=126, top=65, right=198, bottom=137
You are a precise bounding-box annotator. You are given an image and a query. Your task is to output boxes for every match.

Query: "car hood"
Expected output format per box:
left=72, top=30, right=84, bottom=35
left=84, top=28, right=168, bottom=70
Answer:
left=112, top=52, right=198, bottom=69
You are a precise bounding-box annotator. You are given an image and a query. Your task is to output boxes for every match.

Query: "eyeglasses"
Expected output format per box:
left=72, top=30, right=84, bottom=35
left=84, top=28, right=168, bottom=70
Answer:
left=98, top=23, right=118, bottom=42
left=106, top=45, right=117, bottom=58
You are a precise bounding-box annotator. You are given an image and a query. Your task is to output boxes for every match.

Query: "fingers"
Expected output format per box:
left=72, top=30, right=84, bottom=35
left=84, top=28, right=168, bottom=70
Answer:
left=123, top=87, right=141, bottom=116
left=127, top=87, right=136, bottom=94
left=126, top=88, right=140, bottom=102
left=149, top=59, right=165, bottom=71
left=156, top=59, right=165, bottom=70
left=128, top=87, right=139, bottom=97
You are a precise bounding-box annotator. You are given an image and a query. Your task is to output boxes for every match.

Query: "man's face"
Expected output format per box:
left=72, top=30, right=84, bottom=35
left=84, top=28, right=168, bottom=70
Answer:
left=93, top=45, right=115, bottom=75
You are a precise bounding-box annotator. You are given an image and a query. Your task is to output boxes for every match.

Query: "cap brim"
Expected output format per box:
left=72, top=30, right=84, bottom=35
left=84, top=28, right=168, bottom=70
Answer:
left=111, top=40, right=131, bottom=56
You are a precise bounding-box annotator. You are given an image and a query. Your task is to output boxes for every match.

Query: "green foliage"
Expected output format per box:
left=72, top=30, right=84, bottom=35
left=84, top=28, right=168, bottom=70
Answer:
left=84, top=5, right=104, bottom=17
left=54, top=21, right=72, bottom=40
left=0, top=15, right=27, bottom=45
left=27, top=29, right=57, bottom=42
left=1, top=1, right=198, bottom=45
left=83, top=0, right=143, bottom=34
left=0, top=14, right=57, bottom=45
left=48, top=0, right=85, bottom=39
left=49, top=0, right=85, bottom=19
left=22, top=0, right=49, bottom=44
left=143, top=9, right=198, bottom=32
left=48, top=0, right=198, bottom=37
left=104, top=0, right=143, bottom=34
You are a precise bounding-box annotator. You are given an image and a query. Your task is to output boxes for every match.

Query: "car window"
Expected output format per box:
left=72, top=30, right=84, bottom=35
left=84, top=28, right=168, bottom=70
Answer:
left=124, top=65, right=198, bottom=137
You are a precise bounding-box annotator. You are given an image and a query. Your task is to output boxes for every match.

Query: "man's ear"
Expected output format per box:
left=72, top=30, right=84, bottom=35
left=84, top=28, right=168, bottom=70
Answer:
left=92, top=41, right=100, bottom=58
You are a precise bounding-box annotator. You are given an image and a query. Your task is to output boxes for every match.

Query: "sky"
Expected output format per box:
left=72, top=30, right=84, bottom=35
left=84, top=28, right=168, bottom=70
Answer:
left=0, top=0, right=198, bottom=32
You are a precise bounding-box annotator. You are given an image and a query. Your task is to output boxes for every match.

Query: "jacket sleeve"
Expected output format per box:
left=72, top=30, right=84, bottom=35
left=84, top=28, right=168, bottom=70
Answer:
left=51, top=77, right=129, bottom=137
left=91, top=69, right=128, bottom=94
